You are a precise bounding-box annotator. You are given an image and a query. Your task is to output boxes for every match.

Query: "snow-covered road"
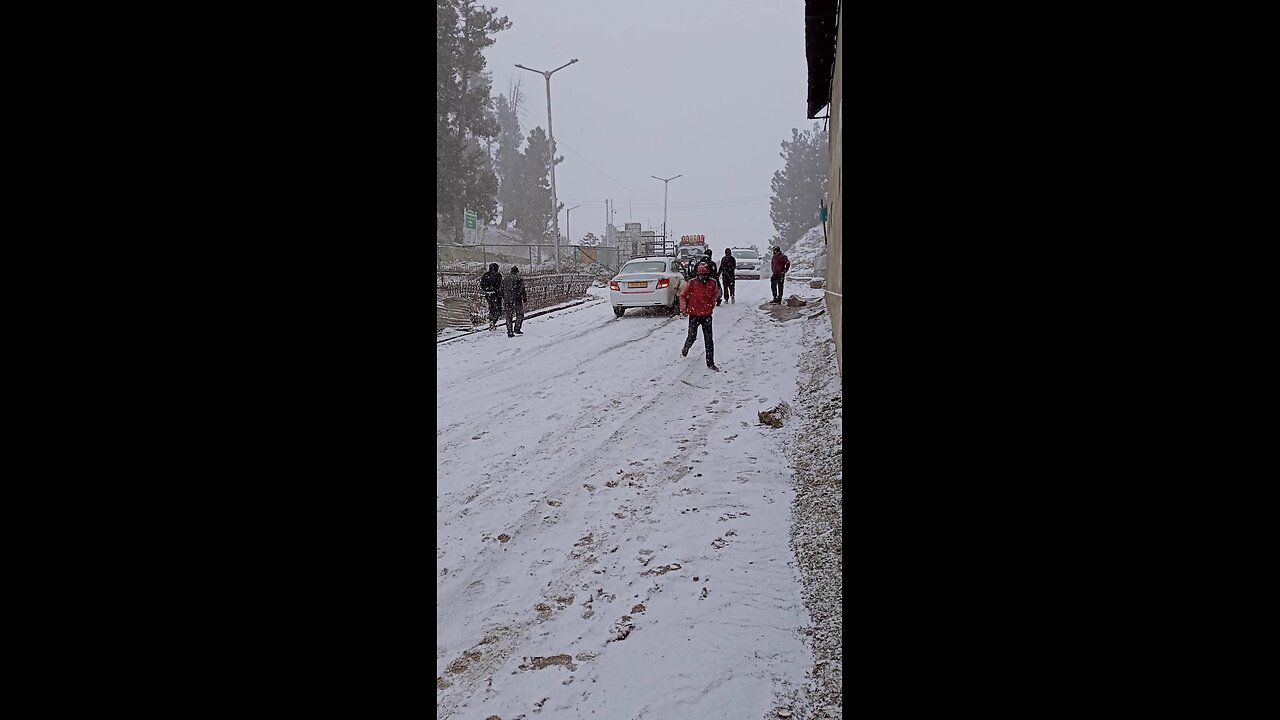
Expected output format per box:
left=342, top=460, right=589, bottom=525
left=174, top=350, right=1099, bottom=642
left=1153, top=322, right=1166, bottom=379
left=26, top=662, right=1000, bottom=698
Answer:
left=437, top=276, right=824, bottom=719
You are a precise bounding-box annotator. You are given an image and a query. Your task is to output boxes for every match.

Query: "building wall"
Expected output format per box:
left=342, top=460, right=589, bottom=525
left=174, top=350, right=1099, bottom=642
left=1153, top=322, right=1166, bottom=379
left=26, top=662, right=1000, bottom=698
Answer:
left=826, top=14, right=843, bottom=377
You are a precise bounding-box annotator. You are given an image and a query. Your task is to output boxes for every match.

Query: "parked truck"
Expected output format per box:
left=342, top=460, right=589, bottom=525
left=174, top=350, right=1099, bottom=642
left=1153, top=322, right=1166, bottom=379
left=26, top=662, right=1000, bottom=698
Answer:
left=676, top=234, right=708, bottom=277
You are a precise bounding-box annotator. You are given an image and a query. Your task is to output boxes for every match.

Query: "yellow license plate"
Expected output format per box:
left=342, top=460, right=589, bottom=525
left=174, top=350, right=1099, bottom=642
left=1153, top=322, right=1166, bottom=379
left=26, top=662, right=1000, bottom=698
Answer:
left=628, top=281, right=648, bottom=288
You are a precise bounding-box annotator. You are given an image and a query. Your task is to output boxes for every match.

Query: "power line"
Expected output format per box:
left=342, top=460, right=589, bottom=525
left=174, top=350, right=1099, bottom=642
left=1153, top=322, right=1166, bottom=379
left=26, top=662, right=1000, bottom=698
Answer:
left=560, top=195, right=771, bottom=209
left=549, top=138, right=777, bottom=210
left=561, top=193, right=771, bottom=204
left=558, top=200, right=771, bottom=212
left=554, top=140, right=639, bottom=195
left=654, top=202, right=772, bottom=213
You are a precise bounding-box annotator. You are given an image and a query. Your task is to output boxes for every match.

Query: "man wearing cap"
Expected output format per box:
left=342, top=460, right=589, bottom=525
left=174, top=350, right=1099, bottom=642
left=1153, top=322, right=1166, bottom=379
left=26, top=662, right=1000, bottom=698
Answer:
left=501, top=266, right=528, bottom=337
left=769, top=245, right=791, bottom=304
left=678, top=261, right=721, bottom=372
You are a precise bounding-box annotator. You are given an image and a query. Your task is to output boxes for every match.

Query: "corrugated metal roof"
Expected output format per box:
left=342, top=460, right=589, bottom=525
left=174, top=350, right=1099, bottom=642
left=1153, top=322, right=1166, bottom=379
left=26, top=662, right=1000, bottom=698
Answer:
left=805, top=0, right=840, bottom=118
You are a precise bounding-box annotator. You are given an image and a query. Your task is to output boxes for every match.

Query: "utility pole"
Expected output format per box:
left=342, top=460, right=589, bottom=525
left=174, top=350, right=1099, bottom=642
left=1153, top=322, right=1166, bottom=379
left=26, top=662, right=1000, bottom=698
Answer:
left=650, top=174, right=683, bottom=253
left=515, top=58, right=578, bottom=273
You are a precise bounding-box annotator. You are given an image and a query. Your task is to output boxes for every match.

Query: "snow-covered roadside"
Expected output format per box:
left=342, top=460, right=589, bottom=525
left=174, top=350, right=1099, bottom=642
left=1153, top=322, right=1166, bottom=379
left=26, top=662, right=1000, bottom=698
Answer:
left=784, top=224, right=827, bottom=276
left=785, top=306, right=843, bottom=719
left=436, top=277, right=836, bottom=719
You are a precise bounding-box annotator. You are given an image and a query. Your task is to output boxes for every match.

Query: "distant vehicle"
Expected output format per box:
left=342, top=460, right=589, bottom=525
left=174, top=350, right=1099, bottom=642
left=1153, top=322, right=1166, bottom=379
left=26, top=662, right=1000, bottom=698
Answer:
left=609, top=257, right=685, bottom=318
left=676, top=234, right=708, bottom=271
left=729, top=248, right=762, bottom=279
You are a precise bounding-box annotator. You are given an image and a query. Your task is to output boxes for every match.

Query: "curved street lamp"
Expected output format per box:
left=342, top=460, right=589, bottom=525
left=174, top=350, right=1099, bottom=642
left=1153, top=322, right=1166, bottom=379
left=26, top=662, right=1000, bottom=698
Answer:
left=516, top=59, right=579, bottom=272
left=651, top=174, right=683, bottom=254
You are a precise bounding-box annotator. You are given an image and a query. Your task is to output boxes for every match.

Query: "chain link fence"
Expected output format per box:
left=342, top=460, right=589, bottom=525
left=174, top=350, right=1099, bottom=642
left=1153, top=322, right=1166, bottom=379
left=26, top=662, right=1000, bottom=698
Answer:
left=436, top=273, right=597, bottom=333
left=437, top=244, right=623, bottom=284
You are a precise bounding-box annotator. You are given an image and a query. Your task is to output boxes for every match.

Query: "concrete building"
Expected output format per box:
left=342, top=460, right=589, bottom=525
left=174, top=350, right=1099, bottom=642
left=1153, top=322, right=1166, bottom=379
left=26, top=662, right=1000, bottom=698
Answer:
left=616, top=222, right=645, bottom=258
left=805, top=0, right=842, bottom=376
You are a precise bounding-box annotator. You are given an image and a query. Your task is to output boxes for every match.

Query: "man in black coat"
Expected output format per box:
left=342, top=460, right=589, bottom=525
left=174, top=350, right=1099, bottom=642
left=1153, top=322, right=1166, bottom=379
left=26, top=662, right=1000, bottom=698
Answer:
left=479, top=263, right=503, bottom=331
left=719, top=248, right=737, bottom=304
left=701, top=249, right=720, bottom=305
left=500, top=266, right=528, bottom=337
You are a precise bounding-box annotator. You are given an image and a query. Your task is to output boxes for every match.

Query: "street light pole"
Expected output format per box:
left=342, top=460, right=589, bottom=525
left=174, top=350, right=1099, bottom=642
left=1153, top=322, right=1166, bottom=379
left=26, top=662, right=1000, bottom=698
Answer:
left=651, top=174, right=682, bottom=255
left=516, top=58, right=578, bottom=272
left=564, top=205, right=581, bottom=258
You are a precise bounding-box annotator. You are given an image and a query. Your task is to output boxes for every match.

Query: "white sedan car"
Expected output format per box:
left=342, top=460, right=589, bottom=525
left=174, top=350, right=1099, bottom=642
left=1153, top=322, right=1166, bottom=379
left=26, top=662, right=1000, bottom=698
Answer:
left=609, top=256, right=685, bottom=318
left=729, top=248, right=763, bottom=279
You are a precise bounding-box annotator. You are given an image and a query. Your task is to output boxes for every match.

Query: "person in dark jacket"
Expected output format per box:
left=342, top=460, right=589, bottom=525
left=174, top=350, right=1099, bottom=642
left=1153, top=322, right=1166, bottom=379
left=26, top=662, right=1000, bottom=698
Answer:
left=699, top=249, right=720, bottom=305
left=719, top=248, right=737, bottom=304
left=701, top=249, right=719, bottom=280
left=500, top=266, right=528, bottom=337
left=678, top=261, right=721, bottom=372
left=479, top=263, right=503, bottom=331
left=769, top=245, right=791, bottom=304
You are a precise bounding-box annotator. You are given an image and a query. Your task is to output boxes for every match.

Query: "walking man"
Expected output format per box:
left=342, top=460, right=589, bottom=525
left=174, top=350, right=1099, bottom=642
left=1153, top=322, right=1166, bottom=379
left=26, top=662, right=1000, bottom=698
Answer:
left=480, top=263, right=503, bottom=331
left=501, top=266, right=528, bottom=337
left=700, top=249, right=721, bottom=305
left=769, top=245, right=791, bottom=304
left=702, top=248, right=719, bottom=279
left=720, top=248, right=737, bottom=304
left=679, top=261, right=721, bottom=372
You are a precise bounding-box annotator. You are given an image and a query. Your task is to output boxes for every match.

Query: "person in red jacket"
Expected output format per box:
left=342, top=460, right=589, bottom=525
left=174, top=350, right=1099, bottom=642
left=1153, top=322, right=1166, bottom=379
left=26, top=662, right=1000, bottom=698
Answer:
left=769, top=245, right=791, bottom=304
left=679, top=262, right=721, bottom=372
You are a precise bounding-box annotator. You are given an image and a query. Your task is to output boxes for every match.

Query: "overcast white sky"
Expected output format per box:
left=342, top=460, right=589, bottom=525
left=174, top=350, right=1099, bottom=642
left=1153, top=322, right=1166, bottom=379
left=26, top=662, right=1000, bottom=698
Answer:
left=482, top=0, right=812, bottom=249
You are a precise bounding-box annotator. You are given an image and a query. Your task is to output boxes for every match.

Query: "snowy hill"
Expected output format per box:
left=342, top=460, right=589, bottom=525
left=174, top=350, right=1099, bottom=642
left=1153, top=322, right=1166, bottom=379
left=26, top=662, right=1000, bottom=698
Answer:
left=785, top=224, right=827, bottom=276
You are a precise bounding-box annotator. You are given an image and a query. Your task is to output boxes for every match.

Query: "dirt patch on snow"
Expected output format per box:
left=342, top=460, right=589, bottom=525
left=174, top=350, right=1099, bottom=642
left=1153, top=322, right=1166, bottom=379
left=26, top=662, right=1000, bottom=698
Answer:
left=761, top=296, right=819, bottom=322
left=518, top=654, right=576, bottom=671
left=641, top=563, right=682, bottom=576
left=761, top=305, right=805, bottom=322
left=445, top=649, right=483, bottom=675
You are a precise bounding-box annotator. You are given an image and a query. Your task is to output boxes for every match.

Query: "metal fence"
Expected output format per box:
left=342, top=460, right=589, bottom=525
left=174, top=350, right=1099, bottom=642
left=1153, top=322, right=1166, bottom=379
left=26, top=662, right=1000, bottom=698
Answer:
left=436, top=273, right=597, bottom=332
left=437, top=244, right=623, bottom=283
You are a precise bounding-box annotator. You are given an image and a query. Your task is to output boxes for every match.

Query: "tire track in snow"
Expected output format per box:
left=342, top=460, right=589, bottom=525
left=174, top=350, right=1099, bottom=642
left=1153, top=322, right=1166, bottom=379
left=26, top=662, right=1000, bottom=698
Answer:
left=437, top=312, right=681, bottom=449
left=437, top=320, right=723, bottom=718
left=437, top=408, right=717, bottom=720
left=438, top=283, right=792, bottom=718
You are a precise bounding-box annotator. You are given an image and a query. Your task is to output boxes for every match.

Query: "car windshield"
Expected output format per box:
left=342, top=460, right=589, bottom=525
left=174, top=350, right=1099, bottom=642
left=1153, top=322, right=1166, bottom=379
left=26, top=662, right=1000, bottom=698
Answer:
left=621, top=261, right=667, bottom=274
left=733, top=250, right=759, bottom=259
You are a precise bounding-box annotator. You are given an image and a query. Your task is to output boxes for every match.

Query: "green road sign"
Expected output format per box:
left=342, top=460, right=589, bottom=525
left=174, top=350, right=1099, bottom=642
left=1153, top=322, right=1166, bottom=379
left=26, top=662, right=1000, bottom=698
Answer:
left=464, top=209, right=477, bottom=230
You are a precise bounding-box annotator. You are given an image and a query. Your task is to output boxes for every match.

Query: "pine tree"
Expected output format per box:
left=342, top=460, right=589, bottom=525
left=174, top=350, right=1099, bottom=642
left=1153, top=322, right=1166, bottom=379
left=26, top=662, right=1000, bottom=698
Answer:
left=507, top=126, right=562, bottom=241
left=493, top=80, right=525, bottom=228
left=436, top=0, right=511, bottom=242
left=769, top=122, right=829, bottom=250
